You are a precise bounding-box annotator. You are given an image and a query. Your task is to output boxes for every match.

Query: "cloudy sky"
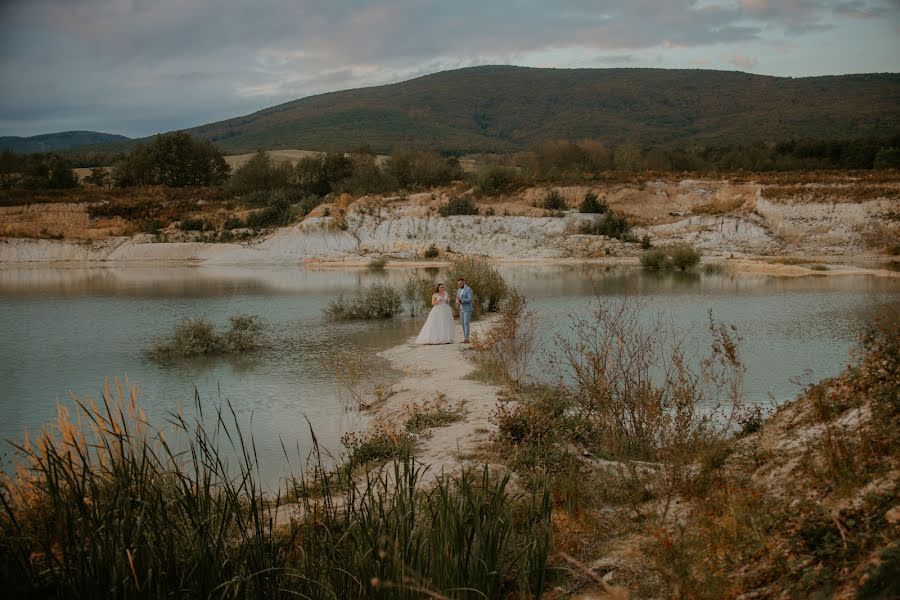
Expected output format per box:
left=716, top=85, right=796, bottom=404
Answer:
left=1, top=0, right=898, bottom=137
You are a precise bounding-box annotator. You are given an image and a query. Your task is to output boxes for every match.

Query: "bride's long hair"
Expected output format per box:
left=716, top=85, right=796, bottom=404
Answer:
left=435, top=283, right=445, bottom=294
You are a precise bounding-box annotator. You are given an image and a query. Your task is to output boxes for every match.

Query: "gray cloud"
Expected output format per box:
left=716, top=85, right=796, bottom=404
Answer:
left=1, top=0, right=898, bottom=137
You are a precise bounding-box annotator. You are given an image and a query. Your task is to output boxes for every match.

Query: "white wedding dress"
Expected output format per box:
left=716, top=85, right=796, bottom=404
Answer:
left=415, top=292, right=455, bottom=344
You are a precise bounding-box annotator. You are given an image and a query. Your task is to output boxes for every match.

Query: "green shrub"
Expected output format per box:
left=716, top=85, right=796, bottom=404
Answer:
left=423, top=243, right=440, bottom=259
left=640, top=234, right=653, bottom=249
left=438, top=196, right=479, bottom=216
left=141, top=218, right=163, bottom=234
left=402, top=271, right=438, bottom=316
left=669, top=243, right=702, bottom=270
left=541, top=189, right=567, bottom=210
left=448, top=256, right=509, bottom=316
left=325, top=283, right=403, bottom=320
left=640, top=248, right=670, bottom=269
left=146, top=314, right=264, bottom=361
left=245, top=191, right=298, bottom=228
left=475, top=165, right=518, bottom=196
left=579, top=191, right=608, bottom=214
left=228, top=150, right=293, bottom=194
left=579, top=210, right=631, bottom=239
left=178, top=217, right=212, bottom=232
left=222, top=216, right=244, bottom=230
left=640, top=243, right=702, bottom=270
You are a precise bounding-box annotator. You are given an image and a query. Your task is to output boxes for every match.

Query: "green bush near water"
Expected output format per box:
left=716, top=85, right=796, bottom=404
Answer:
left=640, top=243, right=702, bottom=271
left=145, top=314, right=265, bottom=361
left=0, top=391, right=551, bottom=599
left=579, top=210, right=632, bottom=240
left=448, top=256, right=510, bottom=317
left=324, top=283, right=403, bottom=320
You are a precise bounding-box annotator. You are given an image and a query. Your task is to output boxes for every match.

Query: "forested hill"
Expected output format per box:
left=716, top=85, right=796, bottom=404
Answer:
left=1, top=131, right=129, bottom=154
left=186, top=66, right=900, bottom=153
left=64, top=66, right=900, bottom=156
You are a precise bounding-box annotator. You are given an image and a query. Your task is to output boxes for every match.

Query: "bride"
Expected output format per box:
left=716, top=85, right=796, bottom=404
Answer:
left=415, top=283, right=455, bottom=344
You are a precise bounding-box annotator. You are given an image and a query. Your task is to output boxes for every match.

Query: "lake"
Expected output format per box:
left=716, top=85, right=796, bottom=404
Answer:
left=1, top=263, right=897, bottom=484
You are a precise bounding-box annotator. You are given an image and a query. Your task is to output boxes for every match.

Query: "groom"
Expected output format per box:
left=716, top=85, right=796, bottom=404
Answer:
left=455, top=277, right=473, bottom=343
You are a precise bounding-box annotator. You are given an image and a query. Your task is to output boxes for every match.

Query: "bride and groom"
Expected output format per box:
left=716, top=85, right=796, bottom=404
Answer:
left=415, top=278, right=473, bottom=345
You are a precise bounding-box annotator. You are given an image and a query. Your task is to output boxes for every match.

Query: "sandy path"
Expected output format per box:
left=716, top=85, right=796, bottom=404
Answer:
left=372, top=318, right=503, bottom=477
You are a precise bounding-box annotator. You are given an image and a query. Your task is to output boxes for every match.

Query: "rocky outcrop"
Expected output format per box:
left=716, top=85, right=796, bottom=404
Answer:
left=1, top=178, right=896, bottom=264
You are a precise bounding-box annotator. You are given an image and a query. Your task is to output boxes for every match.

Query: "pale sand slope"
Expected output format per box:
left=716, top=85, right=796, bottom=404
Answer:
left=373, top=318, right=504, bottom=479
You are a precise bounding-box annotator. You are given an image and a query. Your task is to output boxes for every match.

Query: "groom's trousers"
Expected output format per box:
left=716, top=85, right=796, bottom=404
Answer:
left=460, top=308, right=472, bottom=340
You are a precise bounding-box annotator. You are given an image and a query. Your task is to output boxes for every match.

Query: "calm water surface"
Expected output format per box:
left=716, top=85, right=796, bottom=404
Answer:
left=1, top=264, right=897, bottom=484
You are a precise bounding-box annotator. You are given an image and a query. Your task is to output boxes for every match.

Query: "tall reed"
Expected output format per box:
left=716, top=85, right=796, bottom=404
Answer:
left=0, top=379, right=551, bottom=598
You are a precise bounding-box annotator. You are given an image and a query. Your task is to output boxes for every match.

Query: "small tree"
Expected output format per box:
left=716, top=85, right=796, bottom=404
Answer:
left=578, top=191, right=608, bottom=214
left=229, top=150, right=292, bottom=193
left=541, top=190, right=567, bottom=210
left=84, top=167, right=111, bottom=189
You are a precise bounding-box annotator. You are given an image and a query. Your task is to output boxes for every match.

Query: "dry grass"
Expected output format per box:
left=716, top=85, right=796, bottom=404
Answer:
left=471, top=291, right=543, bottom=388
left=762, top=183, right=900, bottom=204
left=691, top=195, right=747, bottom=215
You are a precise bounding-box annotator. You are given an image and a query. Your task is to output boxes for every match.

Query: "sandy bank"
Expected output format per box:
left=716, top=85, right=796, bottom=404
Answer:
left=371, top=319, right=504, bottom=476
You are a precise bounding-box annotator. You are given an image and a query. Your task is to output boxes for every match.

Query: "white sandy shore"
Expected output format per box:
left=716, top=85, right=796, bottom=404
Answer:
left=372, top=319, right=505, bottom=477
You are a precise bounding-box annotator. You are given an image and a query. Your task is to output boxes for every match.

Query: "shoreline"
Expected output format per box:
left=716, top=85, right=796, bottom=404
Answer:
left=1, top=252, right=897, bottom=279
left=370, top=320, right=505, bottom=478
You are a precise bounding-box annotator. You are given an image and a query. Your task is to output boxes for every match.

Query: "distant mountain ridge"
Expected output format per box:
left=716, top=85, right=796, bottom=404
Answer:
left=75, top=66, right=900, bottom=155
left=1, top=131, right=130, bottom=154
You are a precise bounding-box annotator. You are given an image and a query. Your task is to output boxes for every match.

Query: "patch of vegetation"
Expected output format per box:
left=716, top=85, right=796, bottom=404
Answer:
left=403, top=395, right=466, bottom=433
left=324, top=283, right=403, bottom=320
left=340, top=426, right=413, bottom=469
left=438, top=195, right=479, bottom=216
left=640, top=243, right=702, bottom=270
left=228, top=149, right=294, bottom=193
left=0, top=150, right=78, bottom=190
left=578, top=210, right=632, bottom=240
left=448, top=255, right=509, bottom=317
left=541, top=189, right=567, bottom=210
left=578, top=191, right=608, bottom=214
left=367, top=256, right=388, bottom=271
left=178, top=217, right=212, bottom=232
left=0, top=388, right=551, bottom=599
left=145, top=314, right=264, bottom=362
left=402, top=271, right=438, bottom=316
left=244, top=191, right=301, bottom=228
left=423, top=243, right=440, bottom=258
left=112, top=132, right=229, bottom=187
left=471, top=291, right=541, bottom=388
left=475, top=164, right=519, bottom=196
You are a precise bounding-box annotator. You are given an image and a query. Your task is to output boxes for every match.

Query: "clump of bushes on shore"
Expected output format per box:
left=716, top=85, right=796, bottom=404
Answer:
left=448, top=255, right=509, bottom=316
left=578, top=210, right=632, bottom=240
left=324, top=283, right=403, bottom=320
left=402, top=271, right=438, bottom=316
left=640, top=243, right=702, bottom=270
left=146, top=314, right=265, bottom=361
left=0, top=385, right=551, bottom=599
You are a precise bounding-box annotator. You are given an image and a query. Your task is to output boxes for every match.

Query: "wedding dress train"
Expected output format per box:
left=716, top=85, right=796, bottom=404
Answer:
left=415, top=292, right=455, bottom=344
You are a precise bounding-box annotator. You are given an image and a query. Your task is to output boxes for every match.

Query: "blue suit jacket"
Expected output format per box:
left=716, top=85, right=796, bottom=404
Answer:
left=457, top=286, right=473, bottom=312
